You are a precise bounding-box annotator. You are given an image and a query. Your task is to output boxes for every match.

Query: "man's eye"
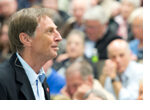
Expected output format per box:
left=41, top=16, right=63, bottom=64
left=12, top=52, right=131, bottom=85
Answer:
left=48, top=29, right=53, bottom=33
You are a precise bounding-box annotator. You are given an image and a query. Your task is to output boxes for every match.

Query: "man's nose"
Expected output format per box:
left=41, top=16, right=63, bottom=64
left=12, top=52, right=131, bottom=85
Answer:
left=54, top=30, right=62, bottom=42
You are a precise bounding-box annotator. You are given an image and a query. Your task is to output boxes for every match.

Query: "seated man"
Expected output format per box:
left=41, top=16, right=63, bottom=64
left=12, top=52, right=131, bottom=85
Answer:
left=61, top=60, right=114, bottom=100
left=100, top=39, right=143, bottom=100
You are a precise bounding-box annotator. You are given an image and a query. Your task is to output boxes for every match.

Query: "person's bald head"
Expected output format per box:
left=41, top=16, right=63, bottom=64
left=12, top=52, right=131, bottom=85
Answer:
left=107, top=39, right=131, bottom=73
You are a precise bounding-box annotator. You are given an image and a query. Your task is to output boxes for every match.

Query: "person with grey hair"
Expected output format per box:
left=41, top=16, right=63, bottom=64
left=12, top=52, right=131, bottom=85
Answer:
left=100, top=39, right=143, bottom=100
left=129, top=7, right=143, bottom=62
left=61, top=60, right=115, bottom=100
left=0, top=8, right=62, bottom=100
left=83, top=5, right=121, bottom=60
left=115, top=0, right=141, bottom=41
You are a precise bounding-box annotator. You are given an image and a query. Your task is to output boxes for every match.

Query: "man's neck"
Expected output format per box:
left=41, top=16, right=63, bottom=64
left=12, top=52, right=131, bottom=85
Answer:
left=19, top=50, right=47, bottom=74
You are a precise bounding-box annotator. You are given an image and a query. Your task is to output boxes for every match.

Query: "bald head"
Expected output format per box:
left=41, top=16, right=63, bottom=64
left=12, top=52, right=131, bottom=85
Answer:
left=107, top=39, right=130, bottom=55
left=107, top=39, right=131, bottom=73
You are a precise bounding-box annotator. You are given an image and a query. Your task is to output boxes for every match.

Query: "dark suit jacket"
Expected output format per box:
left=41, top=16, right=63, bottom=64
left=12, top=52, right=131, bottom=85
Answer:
left=0, top=53, right=50, bottom=100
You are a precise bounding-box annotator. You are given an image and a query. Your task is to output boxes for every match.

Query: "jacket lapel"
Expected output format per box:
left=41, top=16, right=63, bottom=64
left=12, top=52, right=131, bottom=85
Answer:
left=9, top=54, right=35, bottom=100
left=42, top=78, right=50, bottom=100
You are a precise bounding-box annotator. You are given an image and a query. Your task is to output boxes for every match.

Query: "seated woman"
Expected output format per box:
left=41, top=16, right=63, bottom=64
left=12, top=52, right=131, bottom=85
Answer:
left=128, top=8, right=143, bottom=62
left=52, top=29, right=98, bottom=78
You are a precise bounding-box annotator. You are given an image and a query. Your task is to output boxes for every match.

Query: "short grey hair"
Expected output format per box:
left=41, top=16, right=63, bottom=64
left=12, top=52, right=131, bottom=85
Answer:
left=83, top=6, right=109, bottom=25
left=128, top=7, right=143, bottom=24
left=66, top=60, right=94, bottom=80
left=121, top=0, right=141, bottom=8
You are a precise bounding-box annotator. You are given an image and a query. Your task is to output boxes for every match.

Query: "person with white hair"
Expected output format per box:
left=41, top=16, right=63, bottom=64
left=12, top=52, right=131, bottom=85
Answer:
left=115, top=0, right=141, bottom=41
left=83, top=6, right=121, bottom=60
left=129, top=7, right=143, bottom=62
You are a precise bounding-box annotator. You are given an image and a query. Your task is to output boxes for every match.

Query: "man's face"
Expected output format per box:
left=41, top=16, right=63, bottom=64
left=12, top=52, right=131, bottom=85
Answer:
left=66, top=35, right=84, bottom=59
left=85, top=20, right=105, bottom=42
left=108, top=45, right=130, bottom=74
left=66, top=71, right=84, bottom=98
left=31, top=16, right=62, bottom=60
left=73, top=3, right=87, bottom=25
left=121, top=0, right=134, bottom=20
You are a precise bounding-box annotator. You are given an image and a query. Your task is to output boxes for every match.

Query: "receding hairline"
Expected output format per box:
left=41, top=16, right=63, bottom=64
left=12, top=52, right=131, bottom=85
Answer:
left=107, top=39, right=130, bottom=53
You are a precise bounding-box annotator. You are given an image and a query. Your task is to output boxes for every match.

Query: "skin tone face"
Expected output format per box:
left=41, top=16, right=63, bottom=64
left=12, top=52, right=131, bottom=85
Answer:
left=72, top=0, right=88, bottom=25
left=66, top=71, right=85, bottom=98
left=42, top=0, right=58, bottom=11
left=30, top=16, right=62, bottom=61
left=108, top=40, right=131, bottom=74
left=131, top=16, right=143, bottom=40
left=66, top=34, right=84, bottom=59
left=0, top=0, right=17, bottom=17
left=85, top=20, right=105, bottom=42
left=121, top=0, right=135, bottom=20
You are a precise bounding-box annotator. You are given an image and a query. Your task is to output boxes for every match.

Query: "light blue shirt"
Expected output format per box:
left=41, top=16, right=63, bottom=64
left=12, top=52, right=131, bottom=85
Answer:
left=16, top=53, right=46, bottom=100
left=104, top=61, right=143, bottom=100
left=85, top=40, right=96, bottom=58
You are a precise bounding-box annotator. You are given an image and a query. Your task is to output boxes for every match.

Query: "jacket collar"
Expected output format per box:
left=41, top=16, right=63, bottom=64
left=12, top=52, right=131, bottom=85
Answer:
left=9, top=53, right=35, bottom=100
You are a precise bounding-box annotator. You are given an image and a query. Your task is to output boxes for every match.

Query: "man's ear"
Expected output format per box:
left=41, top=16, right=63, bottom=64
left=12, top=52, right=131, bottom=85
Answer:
left=19, top=33, right=32, bottom=47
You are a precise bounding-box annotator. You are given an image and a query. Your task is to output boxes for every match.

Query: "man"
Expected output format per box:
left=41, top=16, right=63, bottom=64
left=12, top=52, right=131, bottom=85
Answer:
left=83, top=6, right=121, bottom=59
left=0, top=8, right=62, bottom=100
left=61, top=60, right=114, bottom=100
left=61, top=0, right=91, bottom=38
left=100, top=39, right=143, bottom=99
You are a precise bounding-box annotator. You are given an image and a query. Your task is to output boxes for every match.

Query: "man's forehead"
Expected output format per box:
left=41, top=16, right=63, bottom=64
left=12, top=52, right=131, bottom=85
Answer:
left=37, top=16, right=57, bottom=28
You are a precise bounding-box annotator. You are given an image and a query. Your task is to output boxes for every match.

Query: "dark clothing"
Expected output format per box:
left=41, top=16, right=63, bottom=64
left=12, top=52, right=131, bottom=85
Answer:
left=95, top=29, right=121, bottom=60
left=0, top=53, right=50, bottom=100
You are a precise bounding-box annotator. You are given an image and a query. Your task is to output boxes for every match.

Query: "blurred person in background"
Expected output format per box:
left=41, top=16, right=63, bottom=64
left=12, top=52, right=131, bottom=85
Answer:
left=115, top=0, right=141, bottom=41
left=17, top=0, right=41, bottom=10
left=43, top=60, right=66, bottom=97
left=61, top=60, right=114, bottom=100
left=53, top=29, right=98, bottom=79
left=100, top=39, right=143, bottom=99
left=0, top=20, right=12, bottom=63
left=83, top=6, right=121, bottom=60
left=0, top=0, right=18, bottom=24
left=61, top=0, right=91, bottom=38
left=42, top=0, right=69, bottom=31
left=128, top=7, right=143, bottom=62
left=137, top=79, right=143, bottom=100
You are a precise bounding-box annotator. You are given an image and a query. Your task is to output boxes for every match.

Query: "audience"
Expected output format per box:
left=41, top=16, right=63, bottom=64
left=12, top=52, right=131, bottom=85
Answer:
left=53, top=30, right=98, bottom=79
left=61, top=0, right=91, bottom=38
left=115, top=0, right=141, bottom=41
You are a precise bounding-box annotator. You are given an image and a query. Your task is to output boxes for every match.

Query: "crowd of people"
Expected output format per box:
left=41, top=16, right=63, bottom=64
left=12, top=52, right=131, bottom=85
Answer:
left=0, top=0, right=143, bottom=100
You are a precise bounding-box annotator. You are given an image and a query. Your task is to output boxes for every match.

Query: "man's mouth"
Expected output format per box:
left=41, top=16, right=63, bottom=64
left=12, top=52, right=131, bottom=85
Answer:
left=51, top=45, right=59, bottom=50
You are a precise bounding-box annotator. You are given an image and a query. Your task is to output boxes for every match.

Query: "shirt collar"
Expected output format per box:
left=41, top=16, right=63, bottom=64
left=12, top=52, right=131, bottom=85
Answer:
left=16, top=52, right=45, bottom=85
